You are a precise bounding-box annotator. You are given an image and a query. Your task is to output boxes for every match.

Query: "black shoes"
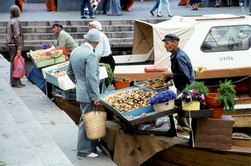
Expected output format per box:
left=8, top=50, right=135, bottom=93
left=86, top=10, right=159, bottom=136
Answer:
left=150, top=10, right=154, bottom=16
left=81, top=15, right=87, bottom=19
left=11, top=83, right=25, bottom=88
left=157, top=14, right=162, bottom=17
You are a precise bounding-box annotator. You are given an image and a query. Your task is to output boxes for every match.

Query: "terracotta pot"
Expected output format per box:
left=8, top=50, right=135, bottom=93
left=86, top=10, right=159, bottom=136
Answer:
left=212, top=107, right=224, bottom=118
left=114, top=80, right=130, bottom=90
left=205, top=93, right=221, bottom=108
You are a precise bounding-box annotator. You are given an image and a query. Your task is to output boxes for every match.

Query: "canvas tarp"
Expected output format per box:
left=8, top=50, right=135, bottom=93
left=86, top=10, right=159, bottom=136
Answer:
left=132, top=18, right=196, bottom=67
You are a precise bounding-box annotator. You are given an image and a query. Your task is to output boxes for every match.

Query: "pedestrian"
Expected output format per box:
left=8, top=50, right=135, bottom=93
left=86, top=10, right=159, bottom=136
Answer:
left=190, top=0, right=201, bottom=10
left=108, top=0, right=123, bottom=16
left=150, top=0, right=160, bottom=16
left=15, top=0, right=23, bottom=12
left=67, top=29, right=101, bottom=158
left=102, top=0, right=109, bottom=14
left=6, top=5, right=25, bottom=88
left=162, top=34, right=194, bottom=130
left=157, top=0, right=172, bottom=17
left=81, top=0, right=96, bottom=19
left=52, top=21, right=79, bottom=56
left=88, top=20, right=115, bottom=72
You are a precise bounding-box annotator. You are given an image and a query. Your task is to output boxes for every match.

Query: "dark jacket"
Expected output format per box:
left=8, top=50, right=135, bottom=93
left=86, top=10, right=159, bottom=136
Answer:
left=170, top=47, right=194, bottom=91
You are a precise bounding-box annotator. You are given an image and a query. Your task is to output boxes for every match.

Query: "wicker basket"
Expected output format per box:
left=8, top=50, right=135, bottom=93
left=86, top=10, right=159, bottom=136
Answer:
left=83, top=110, right=107, bottom=140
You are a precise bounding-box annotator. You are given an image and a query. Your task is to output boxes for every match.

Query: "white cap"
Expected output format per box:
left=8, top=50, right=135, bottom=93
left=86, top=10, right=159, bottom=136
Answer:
left=89, top=20, right=102, bottom=31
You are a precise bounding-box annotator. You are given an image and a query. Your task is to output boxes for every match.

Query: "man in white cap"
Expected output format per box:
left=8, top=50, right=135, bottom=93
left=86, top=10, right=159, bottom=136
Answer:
left=67, top=29, right=101, bottom=158
left=88, top=20, right=115, bottom=72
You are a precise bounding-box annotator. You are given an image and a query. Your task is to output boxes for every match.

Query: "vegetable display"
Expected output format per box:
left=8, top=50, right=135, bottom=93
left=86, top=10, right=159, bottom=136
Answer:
left=103, top=89, right=156, bottom=113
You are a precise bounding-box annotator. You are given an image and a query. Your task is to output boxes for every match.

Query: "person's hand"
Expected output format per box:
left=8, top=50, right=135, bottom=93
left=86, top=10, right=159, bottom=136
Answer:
left=163, top=70, right=173, bottom=83
left=93, top=99, right=100, bottom=106
left=16, top=49, right=21, bottom=57
left=163, top=70, right=173, bottom=78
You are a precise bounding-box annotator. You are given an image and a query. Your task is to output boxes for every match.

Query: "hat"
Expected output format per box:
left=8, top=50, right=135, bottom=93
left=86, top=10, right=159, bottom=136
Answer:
left=162, top=34, right=180, bottom=41
left=52, top=21, right=63, bottom=29
left=83, top=29, right=101, bottom=43
left=89, top=20, right=102, bottom=31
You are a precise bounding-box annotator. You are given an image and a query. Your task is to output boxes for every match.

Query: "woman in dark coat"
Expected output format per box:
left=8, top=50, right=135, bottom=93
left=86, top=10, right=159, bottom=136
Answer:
left=6, top=5, right=25, bottom=88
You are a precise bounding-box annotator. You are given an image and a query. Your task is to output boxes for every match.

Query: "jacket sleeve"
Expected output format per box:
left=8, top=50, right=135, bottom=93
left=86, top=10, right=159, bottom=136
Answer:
left=86, top=52, right=100, bottom=101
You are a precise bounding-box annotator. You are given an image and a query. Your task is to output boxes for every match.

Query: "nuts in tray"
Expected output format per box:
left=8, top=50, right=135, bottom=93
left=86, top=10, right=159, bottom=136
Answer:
left=51, top=70, right=67, bottom=77
left=103, top=89, right=156, bottom=113
left=30, top=50, right=46, bottom=59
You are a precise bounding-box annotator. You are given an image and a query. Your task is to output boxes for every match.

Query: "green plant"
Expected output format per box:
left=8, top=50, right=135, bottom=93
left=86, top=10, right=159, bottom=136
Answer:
left=99, top=63, right=113, bottom=85
left=114, top=76, right=130, bottom=82
left=217, top=79, right=236, bottom=111
left=184, top=81, right=209, bottom=95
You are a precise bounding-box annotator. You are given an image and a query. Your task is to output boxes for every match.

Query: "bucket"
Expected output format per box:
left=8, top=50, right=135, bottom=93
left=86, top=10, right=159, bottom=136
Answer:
left=114, top=80, right=130, bottom=90
left=182, top=101, right=200, bottom=111
left=205, top=93, right=221, bottom=108
left=153, top=100, right=175, bottom=112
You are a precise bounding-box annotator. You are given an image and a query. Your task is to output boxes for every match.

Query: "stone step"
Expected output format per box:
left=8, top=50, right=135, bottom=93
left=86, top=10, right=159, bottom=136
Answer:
left=0, top=78, right=73, bottom=166
left=0, top=54, right=117, bottom=165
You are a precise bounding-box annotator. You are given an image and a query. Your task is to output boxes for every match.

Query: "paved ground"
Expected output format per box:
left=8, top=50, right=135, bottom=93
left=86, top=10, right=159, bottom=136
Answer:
left=0, top=1, right=250, bottom=166
left=0, top=0, right=250, bottom=22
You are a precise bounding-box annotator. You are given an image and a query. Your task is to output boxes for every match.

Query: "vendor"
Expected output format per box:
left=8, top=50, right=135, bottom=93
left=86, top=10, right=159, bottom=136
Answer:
left=52, top=22, right=79, bottom=55
left=88, top=20, right=115, bottom=72
left=162, top=33, right=194, bottom=131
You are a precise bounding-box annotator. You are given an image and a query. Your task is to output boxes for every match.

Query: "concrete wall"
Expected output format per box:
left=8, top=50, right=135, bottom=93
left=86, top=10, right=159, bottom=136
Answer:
left=0, top=0, right=15, bottom=13
left=57, top=0, right=82, bottom=11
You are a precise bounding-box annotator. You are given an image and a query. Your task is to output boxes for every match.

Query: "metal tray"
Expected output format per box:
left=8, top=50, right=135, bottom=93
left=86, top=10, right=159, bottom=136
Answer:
left=99, top=86, right=178, bottom=126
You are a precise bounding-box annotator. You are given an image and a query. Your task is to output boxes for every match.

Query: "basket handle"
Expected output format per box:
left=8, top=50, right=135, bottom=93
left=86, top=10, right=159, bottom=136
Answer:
left=92, top=105, right=105, bottom=115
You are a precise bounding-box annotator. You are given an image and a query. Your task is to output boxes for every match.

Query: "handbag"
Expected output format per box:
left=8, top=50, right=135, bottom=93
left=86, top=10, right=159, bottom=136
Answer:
left=83, top=106, right=107, bottom=140
left=12, top=55, right=25, bottom=78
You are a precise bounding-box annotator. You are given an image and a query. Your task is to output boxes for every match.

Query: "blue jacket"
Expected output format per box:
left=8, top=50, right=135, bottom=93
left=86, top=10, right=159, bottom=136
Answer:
left=170, top=48, right=194, bottom=91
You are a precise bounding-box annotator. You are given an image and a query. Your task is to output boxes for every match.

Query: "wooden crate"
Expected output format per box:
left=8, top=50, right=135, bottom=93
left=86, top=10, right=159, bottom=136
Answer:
left=191, top=115, right=234, bottom=149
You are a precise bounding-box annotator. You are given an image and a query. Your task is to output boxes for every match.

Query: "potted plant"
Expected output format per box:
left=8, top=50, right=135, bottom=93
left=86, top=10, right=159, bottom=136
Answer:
left=178, top=89, right=206, bottom=111
left=184, top=81, right=209, bottom=96
left=149, top=90, right=177, bottom=112
left=114, top=77, right=131, bottom=90
left=206, top=79, right=236, bottom=118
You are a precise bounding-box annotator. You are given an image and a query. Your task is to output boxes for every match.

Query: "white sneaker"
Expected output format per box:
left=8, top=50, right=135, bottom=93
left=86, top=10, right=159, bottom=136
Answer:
left=86, top=152, right=98, bottom=158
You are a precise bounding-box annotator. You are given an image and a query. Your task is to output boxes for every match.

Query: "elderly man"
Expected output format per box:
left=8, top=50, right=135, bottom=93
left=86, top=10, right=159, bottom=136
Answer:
left=162, top=34, right=194, bottom=130
left=88, top=20, right=115, bottom=72
left=67, top=29, right=101, bottom=158
left=52, top=22, right=78, bottom=55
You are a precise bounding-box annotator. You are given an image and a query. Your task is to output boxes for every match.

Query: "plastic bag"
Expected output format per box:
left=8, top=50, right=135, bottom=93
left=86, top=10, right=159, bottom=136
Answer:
left=12, top=55, right=25, bottom=78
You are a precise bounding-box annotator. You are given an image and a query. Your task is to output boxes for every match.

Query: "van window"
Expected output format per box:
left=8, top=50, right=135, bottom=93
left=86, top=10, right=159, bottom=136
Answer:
left=201, top=25, right=251, bottom=52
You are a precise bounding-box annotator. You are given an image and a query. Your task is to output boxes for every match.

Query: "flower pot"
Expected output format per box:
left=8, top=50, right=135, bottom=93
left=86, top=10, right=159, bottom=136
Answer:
left=212, top=107, right=224, bottom=118
left=182, top=101, right=200, bottom=111
left=114, top=80, right=130, bottom=90
left=205, top=93, right=221, bottom=108
left=153, top=100, right=175, bottom=112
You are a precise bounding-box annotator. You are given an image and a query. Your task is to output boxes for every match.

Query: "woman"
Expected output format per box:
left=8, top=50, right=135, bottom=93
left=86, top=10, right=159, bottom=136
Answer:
left=6, top=5, right=25, bottom=88
left=108, top=0, right=123, bottom=16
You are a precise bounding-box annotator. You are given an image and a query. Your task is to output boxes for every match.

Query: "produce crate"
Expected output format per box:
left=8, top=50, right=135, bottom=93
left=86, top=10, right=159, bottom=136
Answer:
left=45, top=63, right=76, bottom=91
left=44, top=62, right=108, bottom=91
left=28, top=50, right=66, bottom=68
left=100, top=87, right=178, bottom=136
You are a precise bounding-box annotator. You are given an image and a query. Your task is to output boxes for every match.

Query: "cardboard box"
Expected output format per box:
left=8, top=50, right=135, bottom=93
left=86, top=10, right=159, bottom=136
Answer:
left=192, top=115, right=234, bottom=149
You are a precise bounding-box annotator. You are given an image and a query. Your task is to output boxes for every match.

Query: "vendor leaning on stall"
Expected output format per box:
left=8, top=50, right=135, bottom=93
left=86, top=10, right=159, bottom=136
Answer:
left=88, top=20, right=115, bottom=72
left=6, top=5, right=25, bottom=88
left=162, top=34, right=194, bottom=130
left=52, top=22, right=79, bottom=55
left=67, top=29, right=101, bottom=158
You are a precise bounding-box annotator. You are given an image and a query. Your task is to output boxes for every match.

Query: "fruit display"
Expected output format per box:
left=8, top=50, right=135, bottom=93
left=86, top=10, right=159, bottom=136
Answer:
left=51, top=50, right=63, bottom=58
left=103, top=89, right=156, bottom=113
left=30, top=50, right=46, bottom=59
